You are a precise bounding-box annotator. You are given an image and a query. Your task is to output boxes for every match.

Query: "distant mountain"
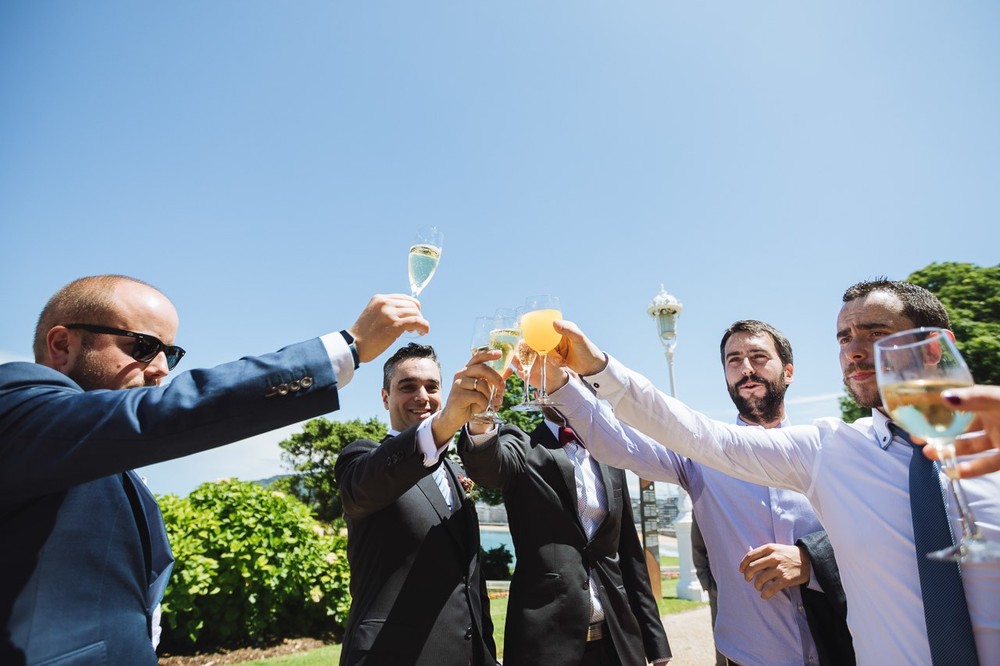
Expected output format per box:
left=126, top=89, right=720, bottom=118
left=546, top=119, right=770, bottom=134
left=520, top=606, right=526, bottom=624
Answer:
left=254, top=473, right=292, bottom=488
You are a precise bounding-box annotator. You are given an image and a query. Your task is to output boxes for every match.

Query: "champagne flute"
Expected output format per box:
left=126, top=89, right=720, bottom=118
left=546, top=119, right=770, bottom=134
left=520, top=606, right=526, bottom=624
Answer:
left=405, top=226, right=442, bottom=337
left=521, top=295, right=562, bottom=407
left=512, top=307, right=539, bottom=412
left=408, top=226, right=443, bottom=298
left=470, top=312, right=518, bottom=424
left=875, top=327, right=1000, bottom=563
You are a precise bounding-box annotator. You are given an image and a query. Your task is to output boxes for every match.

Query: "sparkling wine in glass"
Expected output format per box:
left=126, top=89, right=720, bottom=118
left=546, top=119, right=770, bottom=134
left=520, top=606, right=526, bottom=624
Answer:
left=521, top=295, right=562, bottom=407
left=408, top=226, right=443, bottom=297
left=512, top=308, right=539, bottom=412
left=470, top=312, right=518, bottom=424
left=875, top=327, right=1000, bottom=563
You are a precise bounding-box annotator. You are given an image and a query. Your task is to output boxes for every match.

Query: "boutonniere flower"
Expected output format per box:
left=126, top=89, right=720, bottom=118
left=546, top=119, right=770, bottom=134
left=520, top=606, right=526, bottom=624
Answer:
left=458, top=473, right=475, bottom=495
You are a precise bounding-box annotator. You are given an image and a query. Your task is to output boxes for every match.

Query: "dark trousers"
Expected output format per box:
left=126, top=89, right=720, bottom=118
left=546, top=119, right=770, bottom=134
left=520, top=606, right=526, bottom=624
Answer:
left=580, top=638, right=622, bottom=666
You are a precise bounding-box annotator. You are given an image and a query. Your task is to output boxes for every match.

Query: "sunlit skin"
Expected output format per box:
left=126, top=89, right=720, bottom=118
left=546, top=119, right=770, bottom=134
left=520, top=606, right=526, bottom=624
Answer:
left=381, top=357, right=444, bottom=432
left=723, top=331, right=792, bottom=428
left=45, top=281, right=180, bottom=391
left=836, top=291, right=916, bottom=411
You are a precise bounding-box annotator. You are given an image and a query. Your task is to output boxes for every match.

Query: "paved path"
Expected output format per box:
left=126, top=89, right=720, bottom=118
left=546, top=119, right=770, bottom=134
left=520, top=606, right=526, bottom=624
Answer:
left=661, top=606, right=717, bottom=665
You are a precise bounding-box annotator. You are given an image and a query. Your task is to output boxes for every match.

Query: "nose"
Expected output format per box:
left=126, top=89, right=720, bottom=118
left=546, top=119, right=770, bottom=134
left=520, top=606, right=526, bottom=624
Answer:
left=844, top=336, right=869, bottom=361
left=740, top=358, right=754, bottom=376
left=144, top=351, right=171, bottom=383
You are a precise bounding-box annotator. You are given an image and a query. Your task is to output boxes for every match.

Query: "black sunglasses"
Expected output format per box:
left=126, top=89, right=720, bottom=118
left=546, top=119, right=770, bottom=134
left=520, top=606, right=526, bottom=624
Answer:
left=65, top=323, right=186, bottom=370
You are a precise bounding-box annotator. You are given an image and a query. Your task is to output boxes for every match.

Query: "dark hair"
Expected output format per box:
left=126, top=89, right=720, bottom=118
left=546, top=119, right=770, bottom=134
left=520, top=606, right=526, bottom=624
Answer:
left=842, top=278, right=950, bottom=329
left=33, top=274, right=158, bottom=362
left=382, top=343, right=440, bottom=390
left=720, top=320, right=793, bottom=367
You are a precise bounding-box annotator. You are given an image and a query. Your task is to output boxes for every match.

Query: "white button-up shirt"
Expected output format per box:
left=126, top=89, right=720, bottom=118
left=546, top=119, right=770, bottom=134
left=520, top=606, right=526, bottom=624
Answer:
left=555, top=356, right=1000, bottom=666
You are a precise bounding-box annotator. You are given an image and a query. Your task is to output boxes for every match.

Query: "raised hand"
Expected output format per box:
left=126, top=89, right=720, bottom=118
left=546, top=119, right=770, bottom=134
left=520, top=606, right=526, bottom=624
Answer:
left=431, top=348, right=504, bottom=444
left=551, top=319, right=609, bottom=377
left=924, top=384, right=1000, bottom=478
left=348, top=294, right=428, bottom=362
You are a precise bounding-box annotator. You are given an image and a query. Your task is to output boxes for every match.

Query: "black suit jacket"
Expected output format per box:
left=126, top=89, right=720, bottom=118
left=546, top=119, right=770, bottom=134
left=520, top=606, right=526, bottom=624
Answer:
left=458, top=423, right=671, bottom=666
left=334, top=427, right=497, bottom=666
left=797, top=531, right=856, bottom=665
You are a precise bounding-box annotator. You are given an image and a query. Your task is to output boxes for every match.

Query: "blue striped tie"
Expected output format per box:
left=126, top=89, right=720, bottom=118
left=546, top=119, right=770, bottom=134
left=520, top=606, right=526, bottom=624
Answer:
left=889, top=423, right=978, bottom=664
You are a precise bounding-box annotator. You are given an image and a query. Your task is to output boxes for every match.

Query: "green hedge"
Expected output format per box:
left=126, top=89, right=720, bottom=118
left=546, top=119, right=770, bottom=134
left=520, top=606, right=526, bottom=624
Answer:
left=157, top=479, right=351, bottom=652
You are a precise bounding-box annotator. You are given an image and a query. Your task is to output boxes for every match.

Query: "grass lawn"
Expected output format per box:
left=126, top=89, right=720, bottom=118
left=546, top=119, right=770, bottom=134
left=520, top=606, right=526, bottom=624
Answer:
left=243, top=567, right=705, bottom=665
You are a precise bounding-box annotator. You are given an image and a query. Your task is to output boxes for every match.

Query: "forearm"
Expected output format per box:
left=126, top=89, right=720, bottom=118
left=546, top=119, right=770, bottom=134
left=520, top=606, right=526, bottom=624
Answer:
left=570, top=356, right=817, bottom=492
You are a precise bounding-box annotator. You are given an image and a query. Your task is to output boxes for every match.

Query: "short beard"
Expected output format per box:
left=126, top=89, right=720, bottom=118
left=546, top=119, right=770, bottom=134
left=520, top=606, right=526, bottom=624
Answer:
left=843, top=363, right=882, bottom=409
left=728, top=374, right=787, bottom=425
left=845, top=381, right=882, bottom=409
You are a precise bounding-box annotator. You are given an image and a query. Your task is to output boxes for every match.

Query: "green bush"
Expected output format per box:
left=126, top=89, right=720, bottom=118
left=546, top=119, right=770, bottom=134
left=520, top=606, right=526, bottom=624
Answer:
left=480, top=545, right=513, bottom=580
left=158, top=479, right=351, bottom=652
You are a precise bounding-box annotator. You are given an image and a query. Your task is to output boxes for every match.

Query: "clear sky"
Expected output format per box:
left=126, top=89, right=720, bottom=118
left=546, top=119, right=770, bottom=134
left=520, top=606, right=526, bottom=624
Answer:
left=2, top=1, right=998, bottom=497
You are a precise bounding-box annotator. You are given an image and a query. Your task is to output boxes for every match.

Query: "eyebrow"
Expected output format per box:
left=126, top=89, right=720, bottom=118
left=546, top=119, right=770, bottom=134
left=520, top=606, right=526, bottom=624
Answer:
left=837, top=321, right=892, bottom=339
left=725, top=348, right=769, bottom=360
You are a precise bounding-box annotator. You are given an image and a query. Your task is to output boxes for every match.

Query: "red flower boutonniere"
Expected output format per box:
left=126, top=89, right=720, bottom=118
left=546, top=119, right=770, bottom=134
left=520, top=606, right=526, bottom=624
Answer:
left=458, top=473, right=475, bottom=495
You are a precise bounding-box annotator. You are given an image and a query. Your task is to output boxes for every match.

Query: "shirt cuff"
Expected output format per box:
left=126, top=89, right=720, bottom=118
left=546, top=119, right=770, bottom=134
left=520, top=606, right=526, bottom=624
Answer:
left=319, top=331, right=356, bottom=388
left=576, top=355, right=628, bottom=406
left=417, top=416, right=449, bottom=467
left=463, top=424, right=499, bottom=450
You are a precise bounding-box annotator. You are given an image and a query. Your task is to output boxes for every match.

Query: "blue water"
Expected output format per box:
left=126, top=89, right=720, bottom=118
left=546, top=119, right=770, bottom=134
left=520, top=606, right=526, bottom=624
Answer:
left=480, top=528, right=516, bottom=565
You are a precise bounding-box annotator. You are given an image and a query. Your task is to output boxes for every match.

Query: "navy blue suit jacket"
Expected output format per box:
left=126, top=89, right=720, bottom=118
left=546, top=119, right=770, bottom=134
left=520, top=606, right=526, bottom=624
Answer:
left=0, top=339, right=341, bottom=665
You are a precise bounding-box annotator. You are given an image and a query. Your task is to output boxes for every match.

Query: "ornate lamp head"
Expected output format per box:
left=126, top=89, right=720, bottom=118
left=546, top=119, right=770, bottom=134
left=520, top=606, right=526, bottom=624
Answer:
left=647, top=284, right=683, bottom=352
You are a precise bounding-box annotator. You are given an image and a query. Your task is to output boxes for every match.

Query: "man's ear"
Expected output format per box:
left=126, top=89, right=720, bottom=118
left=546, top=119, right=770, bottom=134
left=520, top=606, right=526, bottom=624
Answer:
left=784, top=363, right=794, bottom=385
left=381, top=388, right=390, bottom=411
left=45, top=326, right=75, bottom=372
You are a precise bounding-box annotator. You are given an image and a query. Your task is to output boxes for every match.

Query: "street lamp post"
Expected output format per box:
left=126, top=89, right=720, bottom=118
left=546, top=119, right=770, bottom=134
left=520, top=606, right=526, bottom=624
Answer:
left=647, top=285, right=708, bottom=602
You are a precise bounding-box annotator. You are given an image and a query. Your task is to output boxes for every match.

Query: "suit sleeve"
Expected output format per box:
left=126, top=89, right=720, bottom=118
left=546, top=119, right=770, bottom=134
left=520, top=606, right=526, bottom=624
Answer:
left=618, top=478, right=672, bottom=661
left=456, top=423, right=530, bottom=489
left=0, top=340, right=340, bottom=501
left=335, top=427, right=436, bottom=519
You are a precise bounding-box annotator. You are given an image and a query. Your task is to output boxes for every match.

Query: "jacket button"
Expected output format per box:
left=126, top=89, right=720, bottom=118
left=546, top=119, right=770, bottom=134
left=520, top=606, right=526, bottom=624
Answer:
left=264, top=386, right=277, bottom=398
left=289, top=380, right=301, bottom=392
left=301, top=376, right=314, bottom=388
left=465, top=627, right=473, bottom=640
left=277, top=383, right=289, bottom=396
left=582, top=581, right=589, bottom=590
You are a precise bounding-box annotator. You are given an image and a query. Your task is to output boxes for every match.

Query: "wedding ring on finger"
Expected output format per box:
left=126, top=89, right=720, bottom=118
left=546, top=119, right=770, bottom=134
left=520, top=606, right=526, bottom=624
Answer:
left=472, top=378, right=479, bottom=391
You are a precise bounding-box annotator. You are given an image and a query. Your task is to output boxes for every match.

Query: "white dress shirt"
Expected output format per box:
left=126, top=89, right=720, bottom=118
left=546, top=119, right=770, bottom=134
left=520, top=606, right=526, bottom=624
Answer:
left=556, top=380, right=821, bottom=664
left=554, top=356, right=1000, bottom=666
left=546, top=421, right=608, bottom=624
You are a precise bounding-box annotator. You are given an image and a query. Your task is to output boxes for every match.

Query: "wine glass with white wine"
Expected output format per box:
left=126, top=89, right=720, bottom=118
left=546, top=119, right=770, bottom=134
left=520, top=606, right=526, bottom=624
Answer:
left=470, top=312, right=518, bottom=424
left=875, top=327, right=1000, bottom=563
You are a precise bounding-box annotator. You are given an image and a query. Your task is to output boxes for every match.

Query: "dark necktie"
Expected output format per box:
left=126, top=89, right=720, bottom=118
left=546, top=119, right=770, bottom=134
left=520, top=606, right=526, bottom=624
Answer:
left=889, top=423, right=978, bottom=664
left=559, top=425, right=579, bottom=447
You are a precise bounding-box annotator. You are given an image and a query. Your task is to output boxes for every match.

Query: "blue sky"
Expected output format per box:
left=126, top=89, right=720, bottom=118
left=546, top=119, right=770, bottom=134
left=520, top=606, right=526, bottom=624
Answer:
left=2, top=2, right=998, bottom=497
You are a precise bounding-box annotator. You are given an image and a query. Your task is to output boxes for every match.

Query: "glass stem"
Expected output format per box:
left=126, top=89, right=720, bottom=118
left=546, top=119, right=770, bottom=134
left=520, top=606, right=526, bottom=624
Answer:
left=537, top=353, right=548, bottom=400
left=938, top=440, right=981, bottom=541
left=522, top=363, right=534, bottom=404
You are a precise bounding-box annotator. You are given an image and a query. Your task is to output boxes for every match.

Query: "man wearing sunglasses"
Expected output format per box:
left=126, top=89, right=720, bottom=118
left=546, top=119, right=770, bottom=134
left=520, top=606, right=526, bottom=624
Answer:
left=0, top=274, right=425, bottom=666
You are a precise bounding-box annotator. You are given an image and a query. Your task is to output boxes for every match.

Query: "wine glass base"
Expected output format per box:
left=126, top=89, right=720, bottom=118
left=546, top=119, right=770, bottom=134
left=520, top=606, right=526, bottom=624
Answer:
left=511, top=403, right=540, bottom=412
left=471, top=411, right=503, bottom=425
left=927, top=538, right=1000, bottom=563
left=525, top=397, right=559, bottom=407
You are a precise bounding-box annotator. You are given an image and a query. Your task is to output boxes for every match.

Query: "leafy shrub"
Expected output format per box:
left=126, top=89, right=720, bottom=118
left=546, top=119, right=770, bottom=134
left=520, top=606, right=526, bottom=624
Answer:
left=480, top=545, right=513, bottom=580
left=158, top=479, right=351, bottom=652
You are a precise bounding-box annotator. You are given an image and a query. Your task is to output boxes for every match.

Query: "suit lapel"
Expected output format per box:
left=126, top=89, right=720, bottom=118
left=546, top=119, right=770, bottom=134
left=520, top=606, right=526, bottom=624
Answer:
left=534, top=424, right=588, bottom=537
